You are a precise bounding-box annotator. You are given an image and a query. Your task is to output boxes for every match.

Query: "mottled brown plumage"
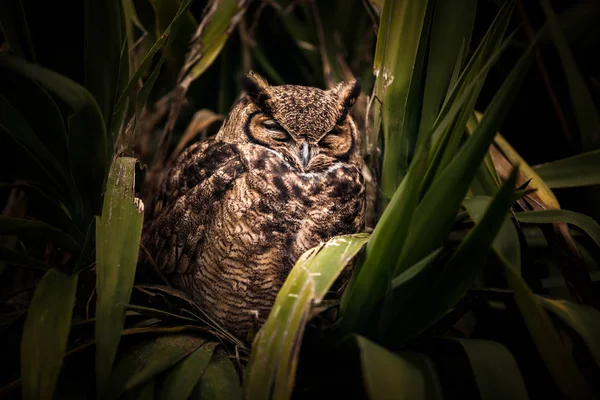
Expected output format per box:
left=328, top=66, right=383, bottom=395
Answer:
left=142, top=72, right=366, bottom=338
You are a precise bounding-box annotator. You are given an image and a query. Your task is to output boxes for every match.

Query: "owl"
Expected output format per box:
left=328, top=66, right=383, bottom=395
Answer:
left=141, top=71, right=366, bottom=339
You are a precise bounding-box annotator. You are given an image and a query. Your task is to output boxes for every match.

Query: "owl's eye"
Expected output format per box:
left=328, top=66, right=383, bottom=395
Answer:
left=263, top=120, right=289, bottom=141
left=264, top=121, right=285, bottom=132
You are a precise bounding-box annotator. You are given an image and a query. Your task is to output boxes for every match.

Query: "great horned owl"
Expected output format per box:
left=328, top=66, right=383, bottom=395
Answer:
left=142, top=71, right=366, bottom=338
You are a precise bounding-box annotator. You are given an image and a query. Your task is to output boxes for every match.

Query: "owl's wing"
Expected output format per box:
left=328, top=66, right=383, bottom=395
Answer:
left=142, top=137, right=246, bottom=275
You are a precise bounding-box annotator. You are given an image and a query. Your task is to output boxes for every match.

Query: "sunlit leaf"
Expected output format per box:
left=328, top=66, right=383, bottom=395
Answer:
left=95, top=157, right=144, bottom=397
left=244, top=234, right=369, bottom=400
left=21, top=268, right=78, bottom=399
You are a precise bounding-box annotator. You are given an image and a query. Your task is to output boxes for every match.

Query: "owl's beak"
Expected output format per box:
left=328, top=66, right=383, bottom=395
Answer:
left=298, top=142, right=311, bottom=168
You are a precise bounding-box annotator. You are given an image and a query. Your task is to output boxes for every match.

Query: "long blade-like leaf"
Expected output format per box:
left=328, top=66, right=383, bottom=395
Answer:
left=500, top=255, right=594, bottom=399
left=538, top=298, right=600, bottom=370
left=533, top=150, right=600, bottom=189
left=95, top=157, right=144, bottom=397
left=541, top=0, right=600, bottom=150
left=103, top=334, right=206, bottom=400
left=514, top=209, right=600, bottom=250
left=21, top=268, right=78, bottom=399
left=374, top=0, right=430, bottom=200
left=244, top=234, right=369, bottom=400
left=0, top=55, right=107, bottom=217
left=158, top=342, right=219, bottom=400
left=193, top=348, right=242, bottom=400
left=0, top=216, right=80, bottom=251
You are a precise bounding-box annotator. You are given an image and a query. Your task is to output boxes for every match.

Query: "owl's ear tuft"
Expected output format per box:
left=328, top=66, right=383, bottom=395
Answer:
left=241, top=71, right=271, bottom=110
left=335, top=79, right=362, bottom=122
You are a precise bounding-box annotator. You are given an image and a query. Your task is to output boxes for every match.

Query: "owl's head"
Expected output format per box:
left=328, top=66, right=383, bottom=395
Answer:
left=217, top=71, right=363, bottom=172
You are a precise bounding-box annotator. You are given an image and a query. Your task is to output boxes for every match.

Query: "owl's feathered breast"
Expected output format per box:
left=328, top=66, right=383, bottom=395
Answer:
left=142, top=136, right=365, bottom=336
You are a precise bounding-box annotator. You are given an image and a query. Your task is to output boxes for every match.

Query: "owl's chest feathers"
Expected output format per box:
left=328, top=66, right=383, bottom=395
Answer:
left=215, top=158, right=365, bottom=269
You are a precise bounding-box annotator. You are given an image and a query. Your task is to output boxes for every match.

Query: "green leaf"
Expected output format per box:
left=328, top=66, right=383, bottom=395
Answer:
left=181, top=0, right=248, bottom=82
left=383, top=168, right=519, bottom=344
left=352, top=335, right=443, bottom=400
left=395, top=29, right=533, bottom=276
left=533, top=149, right=600, bottom=188
left=0, top=216, right=80, bottom=251
left=0, top=245, right=53, bottom=271
left=158, top=342, right=219, bottom=400
left=84, top=0, right=128, bottom=134
left=149, top=0, right=197, bottom=64
left=514, top=210, right=600, bottom=250
left=500, top=255, right=594, bottom=399
left=391, top=248, right=443, bottom=290
left=192, top=348, right=242, bottom=400
left=0, top=55, right=107, bottom=217
left=454, top=339, right=528, bottom=400
left=541, top=0, right=600, bottom=151
left=373, top=0, right=430, bottom=200
left=20, top=268, right=78, bottom=399
left=244, top=234, right=369, bottom=400
left=418, top=0, right=476, bottom=140
left=463, top=196, right=521, bottom=271
left=103, top=334, right=206, bottom=400
left=111, top=0, right=193, bottom=153
left=95, top=157, right=144, bottom=397
left=538, top=298, right=600, bottom=370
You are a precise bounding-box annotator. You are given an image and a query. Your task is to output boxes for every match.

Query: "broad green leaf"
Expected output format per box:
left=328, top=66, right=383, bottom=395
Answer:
left=463, top=196, right=521, bottom=270
left=84, top=0, right=127, bottom=135
left=514, top=210, right=600, bottom=249
left=0, top=245, right=53, bottom=271
left=352, top=335, right=443, bottom=400
left=391, top=248, right=443, bottom=290
left=244, top=234, right=369, bottom=400
left=193, top=348, right=242, bottom=400
left=454, top=339, right=528, bottom=400
left=103, top=334, right=206, bottom=400
left=95, top=157, right=144, bottom=397
left=395, top=32, right=533, bottom=277
left=0, top=216, right=79, bottom=251
left=541, top=0, right=600, bottom=150
left=21, top=268, right=78, bottom=399
left=500, top=255, right=594, bottom=399
left=158, top=342, right=219, bottom=400
left=417, top=0, right=476, bottom=139
left=538, top=298, right=600, bottom=369
left=424, top=1, right=515, bottom=190
left=533, top=150, right=600, bottom=188
left=383, top=168, right=519, bottom=344
left=340, top=152, right=426, bottom=334
left=373, top=0, right=430, bottom=200
left=0, top=55, right=107, bottom=217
